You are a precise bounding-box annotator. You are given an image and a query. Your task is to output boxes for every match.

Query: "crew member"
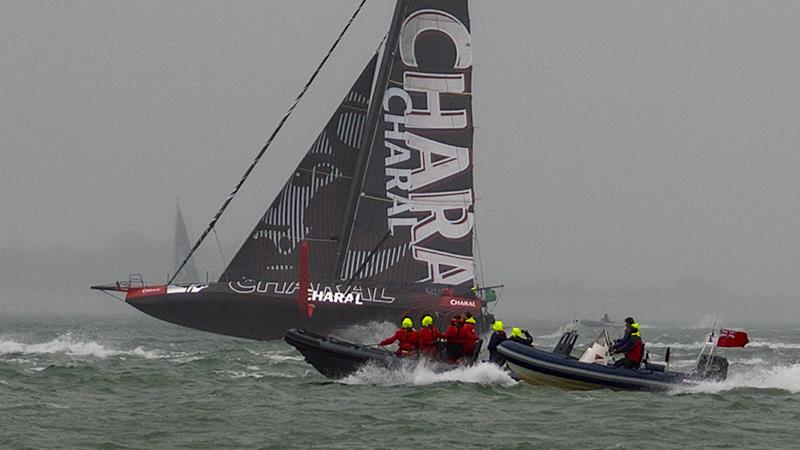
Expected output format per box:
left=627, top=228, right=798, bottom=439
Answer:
left=487, top=320, right=508, bottom=364
left=444, top=315, right=463, bottom=363
left=609, top=317, right=644, bottom=369
left=460, top=313, right=479, bottom=359
left=379, top=317, right=418, bottom=357
left=417, top=314, right=443, bottom=359
left=508, top=327, right=533, bottom=346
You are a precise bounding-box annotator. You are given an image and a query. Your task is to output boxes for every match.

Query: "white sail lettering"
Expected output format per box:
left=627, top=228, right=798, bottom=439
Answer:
left=399, top=10, right=472, bottom=70
left=410, top=190, right=474, bottom=243
left=407, top=132, right=470, bottom=190
left=386, top=168, right=412, bottom=191
left=413, top=246, right=474, bottom=285
left=385, top=141, right=411, bottom=166
left=404, top=72, right=467, bottom=130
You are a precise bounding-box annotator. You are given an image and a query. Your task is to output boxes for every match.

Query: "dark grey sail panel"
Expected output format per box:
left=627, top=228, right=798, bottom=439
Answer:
left=220, top=55, right=378, bottom=282
left=341, top=0, right=475, bottom=288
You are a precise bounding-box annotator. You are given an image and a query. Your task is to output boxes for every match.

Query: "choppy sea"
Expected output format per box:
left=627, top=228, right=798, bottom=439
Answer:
left=1, top=314, right=798, bottom=449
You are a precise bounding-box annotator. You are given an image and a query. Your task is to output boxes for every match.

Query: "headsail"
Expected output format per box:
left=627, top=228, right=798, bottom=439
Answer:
left=339, top=1, right=475, bottom=289
left=221, top=56, right=378, bottom=282
left=174, top=201, right=200, bottom=282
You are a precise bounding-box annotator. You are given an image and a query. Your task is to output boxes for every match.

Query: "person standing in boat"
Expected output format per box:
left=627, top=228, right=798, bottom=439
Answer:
left=508, top=327, right=533, bottom=346
left=487, top=320, right=508, bottom=364
left=416, top=314, right=443, bottom=359
left=444, top=315, right=464, bottom=363
left=379, top=317, right=418, bottom=357
left=460, top=313, right=479, bottom=359
left=609, top=317, right=644, bottom=369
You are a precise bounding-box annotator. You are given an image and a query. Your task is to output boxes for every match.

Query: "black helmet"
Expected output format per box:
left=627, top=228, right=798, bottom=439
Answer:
left=624, top=317, right=635, bottom=325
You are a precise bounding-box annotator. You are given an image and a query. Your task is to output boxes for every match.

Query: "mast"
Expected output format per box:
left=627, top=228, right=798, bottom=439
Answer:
left=335, top=0, right=408, bottom=279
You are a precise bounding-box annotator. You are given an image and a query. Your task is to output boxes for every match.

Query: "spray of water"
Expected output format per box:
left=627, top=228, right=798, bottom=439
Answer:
left=0, top=332, right=165, bottom=359
left=331, top=321, right=397, bottom=344
left=338, top=359, right=517, bottom=387
left=673, top=364, right=800, bottom=394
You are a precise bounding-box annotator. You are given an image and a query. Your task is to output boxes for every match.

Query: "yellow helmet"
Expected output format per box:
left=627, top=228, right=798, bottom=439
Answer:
left=493, top=320, right=504, bottom=332
left=421, top=315, right=433, bottom=327
left=401, top=317, right=413, bottom=329
left=631, top=322, right=641, bottom=337
left=465, top=316, right=477, bottom=324
left=511, top=327, right=522, bottom=338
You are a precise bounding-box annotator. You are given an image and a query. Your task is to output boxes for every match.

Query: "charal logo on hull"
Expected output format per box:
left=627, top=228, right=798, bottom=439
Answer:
left=227, top=281, right=395, bottom=304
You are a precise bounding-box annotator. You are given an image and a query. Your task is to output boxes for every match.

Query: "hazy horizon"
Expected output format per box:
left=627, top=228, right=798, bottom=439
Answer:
left=2, top=1, right=799, bottom=323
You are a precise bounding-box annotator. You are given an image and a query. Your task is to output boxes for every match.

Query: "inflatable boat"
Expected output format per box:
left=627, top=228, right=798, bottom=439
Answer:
left=499, top=330, right=728, bottom=391
left=285, top=328, right=481, bottom=379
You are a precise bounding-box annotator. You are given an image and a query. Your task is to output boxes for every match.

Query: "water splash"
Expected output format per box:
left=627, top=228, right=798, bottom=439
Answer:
left=246, top=348, right=305, bottom=363
left=332, top=321, right=397, bottom=344
left=338, top=360, right=517, bottom=387
left=646, top=339, right=800, bottom=351
left=216, top=370, right=297, bottom=380
left=674, top=364, right=800, bottom=394
left=746, top=340, right=800, bottom=350
left=0, top=333, right=164, bottom=359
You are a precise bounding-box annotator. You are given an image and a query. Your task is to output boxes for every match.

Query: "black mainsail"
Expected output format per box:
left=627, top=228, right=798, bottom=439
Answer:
left=339, top=1, right=475, bottom=288
left=93, top=0, right=489, bottom=340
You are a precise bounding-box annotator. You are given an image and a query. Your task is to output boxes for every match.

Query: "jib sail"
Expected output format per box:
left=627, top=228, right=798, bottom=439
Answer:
left=221, top=56, right=378, bottom=282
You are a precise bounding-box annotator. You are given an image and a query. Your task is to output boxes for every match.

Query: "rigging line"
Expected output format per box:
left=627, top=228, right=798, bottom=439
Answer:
left=171, top=0, right=368, bottom=284
left=474, top=218, right=485, bottom=287
left=344, top=230, right=392, bottom=288
left=335, top=0, right=408, bottom=278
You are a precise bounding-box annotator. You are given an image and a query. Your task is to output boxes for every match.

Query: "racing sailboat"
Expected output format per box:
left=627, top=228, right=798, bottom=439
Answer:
left=92, top=0, right=493, bottom=340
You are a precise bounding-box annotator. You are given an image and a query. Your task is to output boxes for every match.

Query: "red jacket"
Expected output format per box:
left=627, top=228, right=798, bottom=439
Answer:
left=445, top=325, right=461, bottom=345
left=380, top=329, right=418, bottom=357
left=417, top=326, right=443, bottom=356
left=625, top=338, right=644, bottom=364
left=459, top=323, right=478, bottom=356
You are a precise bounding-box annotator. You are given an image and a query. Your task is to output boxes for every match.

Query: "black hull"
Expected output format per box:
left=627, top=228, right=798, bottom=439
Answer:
left=285, top=328, right=482, bottom=379
left=123, top=282, right=489, bottom=341
left=129, top=292, right=408, bottom=341
left=284, top=329, right=397, bottom=378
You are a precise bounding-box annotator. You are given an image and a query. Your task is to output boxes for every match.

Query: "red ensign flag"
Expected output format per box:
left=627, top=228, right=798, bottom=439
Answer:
left=716, top=329, right=749, bottom=347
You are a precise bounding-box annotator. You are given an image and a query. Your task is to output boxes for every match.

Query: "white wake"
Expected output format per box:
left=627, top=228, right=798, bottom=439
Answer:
left=0, top=333, right=164, bottom=359
left=674, top=364, right=800, bottom=394
left=338, top=359, right=517, bottom=387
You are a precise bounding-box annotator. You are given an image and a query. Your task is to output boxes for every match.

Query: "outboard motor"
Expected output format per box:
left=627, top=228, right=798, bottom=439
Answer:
left=696, top=354, right=729, bottom=381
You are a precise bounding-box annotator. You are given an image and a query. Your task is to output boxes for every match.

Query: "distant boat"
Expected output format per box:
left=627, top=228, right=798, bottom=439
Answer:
left=579, top=313, right=620, bottom=328
left=173, top=201, right=200, bottom=283
left=92, top=0, right=496, bottom=340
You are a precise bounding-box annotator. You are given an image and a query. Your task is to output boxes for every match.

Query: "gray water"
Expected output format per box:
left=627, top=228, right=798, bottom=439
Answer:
left=1, top=315, right=798, bottom=449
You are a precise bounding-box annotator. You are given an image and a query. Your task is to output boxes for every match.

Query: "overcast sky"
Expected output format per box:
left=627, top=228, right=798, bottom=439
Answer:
left=2, top=1, right=799, bottom=322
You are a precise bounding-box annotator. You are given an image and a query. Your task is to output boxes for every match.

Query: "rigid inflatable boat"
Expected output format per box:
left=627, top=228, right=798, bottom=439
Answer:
left=499, top=330, right=728, bottom=391
left=285, top=328, right=481, bottom=379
